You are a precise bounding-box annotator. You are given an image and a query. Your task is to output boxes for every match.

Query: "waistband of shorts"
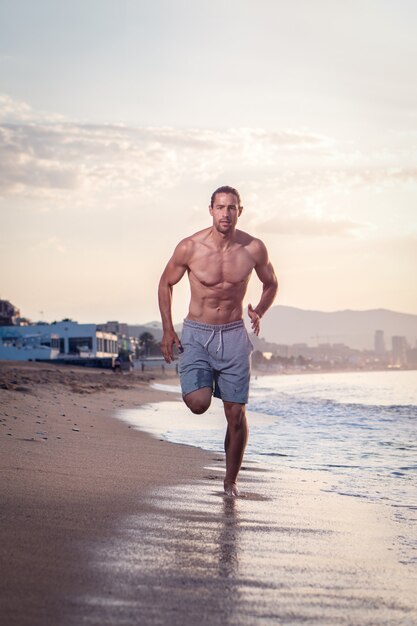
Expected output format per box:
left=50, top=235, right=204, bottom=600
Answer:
left=183, top=318, right=244, bottom=332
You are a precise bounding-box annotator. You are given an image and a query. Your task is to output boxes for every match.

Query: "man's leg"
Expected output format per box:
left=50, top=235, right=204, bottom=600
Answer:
left=183, top=387, right=212, bottom=414
left=223, top=401, right=248, bottom=496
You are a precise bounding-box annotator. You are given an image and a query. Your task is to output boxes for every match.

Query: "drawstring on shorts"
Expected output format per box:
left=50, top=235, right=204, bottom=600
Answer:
left=183, top=318, right=243, bottom=356
left=203, top=329, right=215, bottom=349
left=203, top=328, right=223, bottom=353
left=217, top=329, right=223, bottom=352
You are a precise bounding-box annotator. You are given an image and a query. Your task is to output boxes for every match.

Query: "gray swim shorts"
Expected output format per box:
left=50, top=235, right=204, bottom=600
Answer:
left=179, top=319, right=254, bottom=404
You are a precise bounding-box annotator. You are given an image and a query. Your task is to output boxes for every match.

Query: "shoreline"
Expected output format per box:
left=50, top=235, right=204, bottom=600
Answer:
left=1, top=361, right=417, bottom=625
left=252, top=364, right=417, bottom=376
left=0, top=362, right=212, bottom=626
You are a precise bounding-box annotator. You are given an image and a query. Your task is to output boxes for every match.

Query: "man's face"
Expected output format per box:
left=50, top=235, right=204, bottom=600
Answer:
left=209, top=192, right=242, bottom=233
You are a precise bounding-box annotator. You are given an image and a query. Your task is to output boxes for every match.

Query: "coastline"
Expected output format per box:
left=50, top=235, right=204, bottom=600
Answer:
left=1, top=361, right=417, bottom=625
left=252, top=364, right=417, bottom=377
left=0, top=362, right=211, bottom=626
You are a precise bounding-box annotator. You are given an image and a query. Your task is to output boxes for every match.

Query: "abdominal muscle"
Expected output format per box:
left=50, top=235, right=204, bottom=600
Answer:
left=186, top=279, right=248, bottom=325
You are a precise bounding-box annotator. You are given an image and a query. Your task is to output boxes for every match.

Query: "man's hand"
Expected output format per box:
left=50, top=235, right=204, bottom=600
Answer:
left=161, top=329, right=182, bottom=363
left=248, top=304, right=261, bottom=336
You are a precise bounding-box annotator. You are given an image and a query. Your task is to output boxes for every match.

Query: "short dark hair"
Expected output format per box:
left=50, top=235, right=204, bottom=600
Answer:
left=210, top=186, right=242, bottom=208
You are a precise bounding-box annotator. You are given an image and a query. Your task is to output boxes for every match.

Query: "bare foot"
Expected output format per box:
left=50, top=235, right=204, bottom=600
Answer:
left=224, top=480, right=245, bottom=497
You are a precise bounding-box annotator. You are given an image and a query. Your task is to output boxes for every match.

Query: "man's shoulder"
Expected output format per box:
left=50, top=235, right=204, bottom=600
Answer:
left=178, top=227, right=211, bottom=243
left=179, top=228, right=212, bottom=248
left=174, top=228, right=210, bottom=257
left=189, top=227, right=212, bottom=241
left=236, top=230, right=268, bottom=263
left=236, top=229, right=265, bottom=248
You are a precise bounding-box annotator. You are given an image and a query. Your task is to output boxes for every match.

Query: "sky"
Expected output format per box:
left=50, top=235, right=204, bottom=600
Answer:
left=1, top=0, right=416, bottom=324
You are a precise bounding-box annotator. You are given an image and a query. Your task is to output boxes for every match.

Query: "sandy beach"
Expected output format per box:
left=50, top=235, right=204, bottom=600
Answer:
left=1, top=361, right=416, bottom=626
left=0, top=362, right=208, bottom=625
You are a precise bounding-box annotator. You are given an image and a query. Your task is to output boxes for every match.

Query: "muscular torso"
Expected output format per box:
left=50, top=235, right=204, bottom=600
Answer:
left=185, top=228, right=258, bottom=324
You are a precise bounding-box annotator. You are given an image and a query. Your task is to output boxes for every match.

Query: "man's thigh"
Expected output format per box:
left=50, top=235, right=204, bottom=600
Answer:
left=179, top=326, right=214, bottom=396
left=213, top=331, right=252, bottom=404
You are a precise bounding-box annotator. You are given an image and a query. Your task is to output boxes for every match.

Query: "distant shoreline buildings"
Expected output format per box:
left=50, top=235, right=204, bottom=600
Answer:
left=0, top=300, right=158, bottom=367
left=252, top=328, right=416, bottom=372
left=0, top=318, right=118, bottom=364
left=0, top=299, right=416, bottom=372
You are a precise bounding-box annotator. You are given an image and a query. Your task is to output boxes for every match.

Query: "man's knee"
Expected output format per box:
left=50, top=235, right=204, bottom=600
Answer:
left=187, top=401, right=210, bottom=415
left=183, top=389, right=212, bottom=414
left=224, top=402, right=246, bottom=428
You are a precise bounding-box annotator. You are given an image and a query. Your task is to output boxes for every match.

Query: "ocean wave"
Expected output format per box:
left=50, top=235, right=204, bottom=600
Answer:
left=248, top=393, right=417, bottom=422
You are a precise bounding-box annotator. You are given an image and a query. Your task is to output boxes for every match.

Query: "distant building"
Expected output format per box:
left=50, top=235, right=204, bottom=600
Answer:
left=0, top=299, right=20, bottom=326
left=99, top=320, right=128, bottom=336
left=97, top=320, right=139, bottom=354
left=0, top=328, right=60, bottom=360
left=49, top=321, right=118, bottom=357
left=288, top=343, right=309, bottom=358
left=407, top=347, right=417, bottom=368
left=391, top=336, right=408, bottom=367
left=0, top=321, right=117, bottom=361
left=374, top=330, right=386, bottom=355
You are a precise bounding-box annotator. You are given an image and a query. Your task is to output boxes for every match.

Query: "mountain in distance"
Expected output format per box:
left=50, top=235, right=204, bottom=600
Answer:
left=127, top=321, right=163, bottom=341
left=130, top=306, right=417, bottom=351
left=127, top=320, right=182, bottom=342
left=258, top=306, right=417, bottom=351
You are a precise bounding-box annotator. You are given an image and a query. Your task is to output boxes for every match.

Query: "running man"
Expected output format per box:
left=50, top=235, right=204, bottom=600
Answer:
left=158, top=186, right=278, bottom=496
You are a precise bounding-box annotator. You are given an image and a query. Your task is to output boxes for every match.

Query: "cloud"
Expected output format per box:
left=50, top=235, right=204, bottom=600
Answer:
left=0, top=94, right=336, bottom=203
left=0, top=94, right=66, bottom=124
left=0, top=94, right=33, bottom=122
left=0, top=125, right=79, bottom=196
left=0, top=93, right=416, bottom=224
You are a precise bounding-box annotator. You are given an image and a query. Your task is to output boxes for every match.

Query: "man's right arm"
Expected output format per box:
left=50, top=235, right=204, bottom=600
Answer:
left=158, top=239, right=192, bottom=363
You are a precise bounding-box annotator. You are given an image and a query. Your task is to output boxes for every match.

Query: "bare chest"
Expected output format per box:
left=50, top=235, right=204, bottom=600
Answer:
left=189, top=246, right=255, bottom=288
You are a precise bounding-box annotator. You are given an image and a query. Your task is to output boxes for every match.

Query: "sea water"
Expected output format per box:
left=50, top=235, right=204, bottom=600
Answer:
left=119, top=369, right=417, bottom=564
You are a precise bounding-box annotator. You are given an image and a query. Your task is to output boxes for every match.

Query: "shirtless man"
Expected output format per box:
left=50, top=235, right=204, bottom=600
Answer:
left=158, top=186, right=278, bottom=496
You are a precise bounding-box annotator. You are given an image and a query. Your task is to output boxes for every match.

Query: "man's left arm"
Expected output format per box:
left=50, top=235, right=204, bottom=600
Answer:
left=248, top=240, right=278, bottom=336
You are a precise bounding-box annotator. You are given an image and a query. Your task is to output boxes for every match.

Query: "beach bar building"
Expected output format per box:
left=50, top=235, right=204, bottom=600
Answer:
left=49, top=321, right=118, bottom=358
left=0, top=321, right=118, bottom=361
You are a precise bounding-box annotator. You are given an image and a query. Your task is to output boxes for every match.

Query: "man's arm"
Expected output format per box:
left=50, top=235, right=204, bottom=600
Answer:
left=248, top=240, right=278, bottom=336
left=158, top=239, right=192, bottom=362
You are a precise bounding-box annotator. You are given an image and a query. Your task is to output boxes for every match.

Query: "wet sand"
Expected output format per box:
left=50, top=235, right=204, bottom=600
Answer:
left=0, top=362, right=208, bottom=626
left=1, top=361, right=416, bottom=625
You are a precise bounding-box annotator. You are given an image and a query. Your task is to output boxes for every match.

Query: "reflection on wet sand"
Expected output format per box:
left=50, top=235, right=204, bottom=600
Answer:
left=218, top=497, right=239, bottom=581
left=73, top=462, right=417, bottom=626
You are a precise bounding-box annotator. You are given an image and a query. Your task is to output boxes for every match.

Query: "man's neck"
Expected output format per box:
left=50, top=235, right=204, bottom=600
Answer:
left=210, top=226, right=236, bottom=250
